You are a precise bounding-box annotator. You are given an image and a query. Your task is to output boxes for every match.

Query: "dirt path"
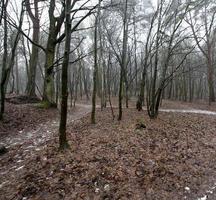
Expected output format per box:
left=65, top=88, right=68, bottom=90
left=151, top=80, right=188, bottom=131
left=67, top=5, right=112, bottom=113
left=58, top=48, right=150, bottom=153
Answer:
left=0, top=105, right=92, bottom=193
left=159, top=108, right=216, bottom=115
left=1, top=105, right=91, bottom=148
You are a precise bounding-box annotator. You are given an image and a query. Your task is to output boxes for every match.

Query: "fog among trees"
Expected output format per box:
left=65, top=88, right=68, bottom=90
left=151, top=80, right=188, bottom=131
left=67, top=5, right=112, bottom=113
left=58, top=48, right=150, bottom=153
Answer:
left=1, top=0, right=216, bottom=199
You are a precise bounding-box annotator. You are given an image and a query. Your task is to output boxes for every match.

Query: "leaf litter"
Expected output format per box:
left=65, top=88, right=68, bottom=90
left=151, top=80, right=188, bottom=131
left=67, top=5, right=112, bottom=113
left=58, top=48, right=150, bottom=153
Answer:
left=1, top=102, right=216, bottom=199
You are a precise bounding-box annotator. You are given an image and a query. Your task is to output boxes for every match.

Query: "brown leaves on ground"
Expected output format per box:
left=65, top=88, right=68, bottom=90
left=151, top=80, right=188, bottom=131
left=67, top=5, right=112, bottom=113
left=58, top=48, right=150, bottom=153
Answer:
left=1, top=104, right=216, bottom=200
left=0, top=102, right=58, bottom=139
left=5, top=95, right=41, bottom=105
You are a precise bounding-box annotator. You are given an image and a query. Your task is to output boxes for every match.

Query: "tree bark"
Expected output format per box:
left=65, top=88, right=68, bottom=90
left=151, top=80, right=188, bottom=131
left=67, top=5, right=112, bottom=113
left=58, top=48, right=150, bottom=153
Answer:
left=43, top=0, right=65, bottom=106
left=118, top=0, right=128, bottom=121
left=91, top=2, right=100, bottom=124
left=25, top=0, right=40, bottom=97
left=59, top=0, right=72, bottom=150
left=0, top=0, right=8, bottom=120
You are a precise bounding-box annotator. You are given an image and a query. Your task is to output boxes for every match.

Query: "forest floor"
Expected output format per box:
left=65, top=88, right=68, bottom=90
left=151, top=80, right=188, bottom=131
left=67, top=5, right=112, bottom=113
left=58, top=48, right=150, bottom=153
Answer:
left=1, top=98, right=216, bottom=200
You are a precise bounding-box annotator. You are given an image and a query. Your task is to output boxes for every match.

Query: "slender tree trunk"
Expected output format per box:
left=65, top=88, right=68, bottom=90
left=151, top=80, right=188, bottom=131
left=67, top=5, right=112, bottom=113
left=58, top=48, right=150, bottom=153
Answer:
left=136, top=11, right=155, bottom=111
left=91, top=5, right=99, bottom=124
left=73, top=68, right=79, bottom=107
left=107, top=52, right=115, bottom=120
left=0, top=1, right=8, bottom=120
left=207, top=55, right=215, bottom=104
left=59, top=0, right=72, bottom=150
left=118, top=67, right=123, bottom=120
left=79, top=69, right=83, bottom=99
left=15, top=54, right=19, bottom=94
left=55, top=43, right=61, bottom=107
left=136, top=66, right=146, bottom=111
left=79, top=58, right=89, bottom=101
left=118, top=0, right=128, bottom=121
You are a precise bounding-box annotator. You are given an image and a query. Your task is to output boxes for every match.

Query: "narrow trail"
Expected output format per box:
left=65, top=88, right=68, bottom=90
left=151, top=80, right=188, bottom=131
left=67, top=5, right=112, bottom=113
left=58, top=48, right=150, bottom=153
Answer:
left=1, top=105, right=92, bottom=149
left=0, top=104, right=92, bottom=191
left=159, top=108, right=216, bottom=116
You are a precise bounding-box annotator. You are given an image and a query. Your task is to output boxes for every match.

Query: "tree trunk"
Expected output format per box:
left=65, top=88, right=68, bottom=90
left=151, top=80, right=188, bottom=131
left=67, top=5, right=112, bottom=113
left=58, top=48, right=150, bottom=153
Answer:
left=43, top=41, right=56, bottom=106
left=43, top=0, right=65, bottom=106
left=15, top=54, right=19, bottom=94
left=0, top=0, right=23, bottom=119
left=25, top=0, right=40, bottom=97
left=118, top=0, right=128, bottom=121
left=59, top=0, right=72, bottom=150
left=0, top=1, right=8, bottom=120
left=207, top=58, right=215, bottom=104
left=91, top=5, right=99, bottom=124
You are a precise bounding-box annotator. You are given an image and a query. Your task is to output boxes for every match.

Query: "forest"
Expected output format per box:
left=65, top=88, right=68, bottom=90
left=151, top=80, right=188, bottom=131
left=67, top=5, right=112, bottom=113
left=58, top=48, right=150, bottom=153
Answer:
left=1, top=0, right=216, bottom=199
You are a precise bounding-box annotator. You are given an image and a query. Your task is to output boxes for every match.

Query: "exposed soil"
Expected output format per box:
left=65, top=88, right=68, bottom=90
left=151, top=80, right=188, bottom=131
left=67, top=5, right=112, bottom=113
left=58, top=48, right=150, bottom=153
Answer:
left=1, top=100, right=216, bottom=200
left=0, top=102, right=58, bottom=140
left=0, top=101, right=92, bottom=200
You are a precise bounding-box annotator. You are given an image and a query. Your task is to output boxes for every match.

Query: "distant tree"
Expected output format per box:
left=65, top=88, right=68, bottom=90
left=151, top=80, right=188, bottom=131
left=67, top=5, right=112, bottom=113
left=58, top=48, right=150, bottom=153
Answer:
left=136, top=11, right=156, bottom=111
left=91, top=11, right=99, bottom=124
left=118, top=0, right=129, bottom=120
left=186, top=0, right=216, bottom=104
left=0, top=0, right=24, bottom=120
left=25, top=0, right=41, bottom=97
left=43, top=0, right=65, bottom=107
left=91, top=0, right=102, bottom=124
left=145, top=0, right=192, bottom=118
left=102, top=0, right=130, bottom=120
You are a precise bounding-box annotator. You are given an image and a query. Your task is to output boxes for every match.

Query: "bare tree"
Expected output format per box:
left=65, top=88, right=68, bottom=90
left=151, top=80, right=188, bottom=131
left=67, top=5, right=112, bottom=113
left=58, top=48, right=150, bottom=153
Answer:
left=186, top=0, right=216, bottom=104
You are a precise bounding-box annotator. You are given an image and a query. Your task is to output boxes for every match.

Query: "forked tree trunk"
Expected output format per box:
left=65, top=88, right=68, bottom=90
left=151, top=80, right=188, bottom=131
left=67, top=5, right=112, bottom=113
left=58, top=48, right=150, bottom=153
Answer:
left=43, top=0, right=65, bottom=106
left=25, top=0, right=40, bottom=97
